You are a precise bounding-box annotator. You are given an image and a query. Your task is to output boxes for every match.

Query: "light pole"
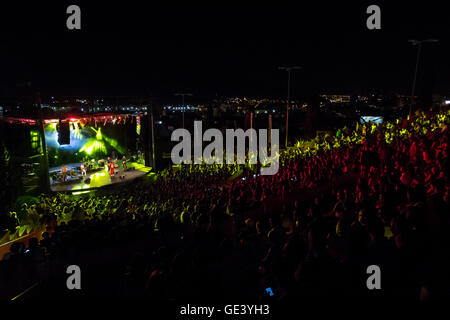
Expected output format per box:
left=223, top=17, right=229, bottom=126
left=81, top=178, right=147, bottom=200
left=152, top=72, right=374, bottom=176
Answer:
left=174, top=93, right=193, bottom=129
left=150, top=110, right=156, bottom=169
left=408, top=39, right=438, bottom=116
left=36, top=92, right=50, bottom=193
left=279, top=66, right=301, bottom=148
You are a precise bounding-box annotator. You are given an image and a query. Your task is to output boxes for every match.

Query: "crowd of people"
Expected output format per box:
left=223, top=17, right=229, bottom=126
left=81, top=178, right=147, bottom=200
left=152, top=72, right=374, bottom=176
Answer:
left=1, top=109, right=450, bottom=300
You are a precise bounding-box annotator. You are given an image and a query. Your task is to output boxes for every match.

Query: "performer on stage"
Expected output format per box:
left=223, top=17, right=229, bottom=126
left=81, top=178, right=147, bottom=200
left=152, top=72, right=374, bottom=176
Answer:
left=119, top=156, right=127, bottom=179
left=80, top=162, right=87, bottom=178
left=106, top=157, right=111, bottom=172
left=122, top=155, right=127, bottom=170
left=109, top=160, right=115, bottom=177
left=61, top=165, right=67, bottom=182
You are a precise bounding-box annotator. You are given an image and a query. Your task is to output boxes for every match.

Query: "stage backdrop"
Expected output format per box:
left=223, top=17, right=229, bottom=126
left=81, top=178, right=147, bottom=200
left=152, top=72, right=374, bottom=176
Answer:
left=45, top=121, right=136, bottom=167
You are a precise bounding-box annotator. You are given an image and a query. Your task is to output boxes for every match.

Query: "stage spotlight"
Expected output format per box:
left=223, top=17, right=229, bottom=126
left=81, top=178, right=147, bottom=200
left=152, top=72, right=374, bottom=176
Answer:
left=96, top=128, right=102, bottom=140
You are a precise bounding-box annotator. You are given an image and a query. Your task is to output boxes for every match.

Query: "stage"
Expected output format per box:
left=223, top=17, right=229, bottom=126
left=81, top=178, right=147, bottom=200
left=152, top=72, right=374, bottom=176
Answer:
left=49, top=162, right=153, bottom=192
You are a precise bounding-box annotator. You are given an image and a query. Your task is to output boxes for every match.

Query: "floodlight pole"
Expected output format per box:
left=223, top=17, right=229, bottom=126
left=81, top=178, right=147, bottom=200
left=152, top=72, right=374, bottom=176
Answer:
left=174, top=93, right=193, bottom=129
left=151, top=108, right=156, bottom=169
left=36, top=92, right=51, bottom=193
left=408, top=39, right=439, bottom=116
left=279, top=66, right=301, bottom=148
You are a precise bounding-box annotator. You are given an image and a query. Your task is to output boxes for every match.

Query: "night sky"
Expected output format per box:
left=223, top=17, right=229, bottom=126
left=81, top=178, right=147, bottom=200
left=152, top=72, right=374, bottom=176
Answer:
left=1, top=2, right=449, bottom=100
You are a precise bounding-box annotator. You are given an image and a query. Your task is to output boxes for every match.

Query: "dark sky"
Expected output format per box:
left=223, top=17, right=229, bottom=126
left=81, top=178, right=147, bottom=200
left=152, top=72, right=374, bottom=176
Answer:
left=1, top=2, right=449, bottom=100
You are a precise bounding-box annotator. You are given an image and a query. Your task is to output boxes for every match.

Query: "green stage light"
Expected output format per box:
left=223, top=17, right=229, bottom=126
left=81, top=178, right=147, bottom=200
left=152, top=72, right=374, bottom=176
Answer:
left=90, top=127, right=103, bottom=140
left=79, top=139, right=106, bottom=155
left=88, top=126, right=125, bottom=154
left=96, top=128, right=102, bottom=140
left=103, top=135, right=125, bottom=154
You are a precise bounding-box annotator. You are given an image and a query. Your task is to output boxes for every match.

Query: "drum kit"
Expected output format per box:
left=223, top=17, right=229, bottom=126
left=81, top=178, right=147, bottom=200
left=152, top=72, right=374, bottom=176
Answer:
left=52, top=169, right=81, bottom=184
left=51, top=160, right=97, bottom=184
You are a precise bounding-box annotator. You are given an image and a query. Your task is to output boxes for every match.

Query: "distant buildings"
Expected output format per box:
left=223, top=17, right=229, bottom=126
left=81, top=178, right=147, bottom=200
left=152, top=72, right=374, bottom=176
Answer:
left=320, top=94, right=351, bottom=103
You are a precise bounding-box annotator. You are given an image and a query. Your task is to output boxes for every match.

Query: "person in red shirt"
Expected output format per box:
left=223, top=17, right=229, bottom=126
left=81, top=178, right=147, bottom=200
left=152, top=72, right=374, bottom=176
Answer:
left=110, top=161, right=115, bottom=176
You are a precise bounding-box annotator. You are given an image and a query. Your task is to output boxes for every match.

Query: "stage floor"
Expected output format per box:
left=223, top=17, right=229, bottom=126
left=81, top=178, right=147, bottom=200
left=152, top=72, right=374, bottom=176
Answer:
left=50, top=162, right=152, bottom=192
